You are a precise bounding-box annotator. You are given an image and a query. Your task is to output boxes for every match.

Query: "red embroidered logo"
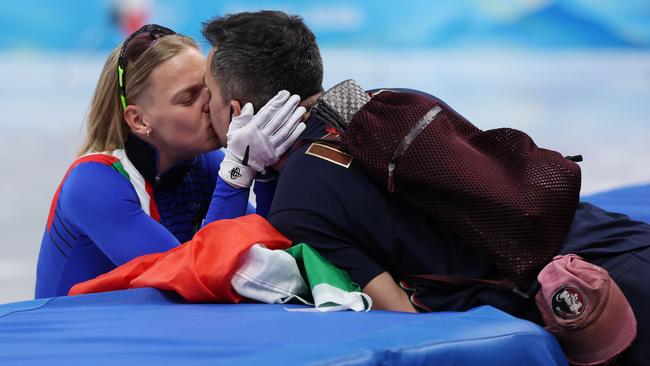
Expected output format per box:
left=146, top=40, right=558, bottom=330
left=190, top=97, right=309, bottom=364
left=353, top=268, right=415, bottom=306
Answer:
left=325, top=125, right=340, bottom=135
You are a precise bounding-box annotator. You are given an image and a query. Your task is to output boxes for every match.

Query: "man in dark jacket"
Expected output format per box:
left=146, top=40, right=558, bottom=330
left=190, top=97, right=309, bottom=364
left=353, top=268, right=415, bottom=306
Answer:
left=201, top=10, right=650, bottom=365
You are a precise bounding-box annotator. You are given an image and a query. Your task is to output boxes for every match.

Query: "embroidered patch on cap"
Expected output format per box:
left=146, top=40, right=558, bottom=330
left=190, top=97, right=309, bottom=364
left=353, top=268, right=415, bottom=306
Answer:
left=552, top=286, right=586, bottom=319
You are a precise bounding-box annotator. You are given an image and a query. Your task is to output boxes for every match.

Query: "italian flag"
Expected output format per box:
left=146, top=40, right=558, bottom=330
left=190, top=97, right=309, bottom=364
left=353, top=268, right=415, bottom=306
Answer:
left=231, top=243, right=372, bottom=312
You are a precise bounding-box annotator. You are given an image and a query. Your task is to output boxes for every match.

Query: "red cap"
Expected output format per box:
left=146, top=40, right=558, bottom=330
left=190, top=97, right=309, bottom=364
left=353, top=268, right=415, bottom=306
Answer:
left=536, top=254, right=636, bottom=365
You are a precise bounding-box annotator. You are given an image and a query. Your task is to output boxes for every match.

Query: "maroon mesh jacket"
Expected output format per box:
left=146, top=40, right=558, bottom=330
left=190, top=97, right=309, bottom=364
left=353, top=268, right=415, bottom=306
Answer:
left=342, top=90, right=582, bottom=288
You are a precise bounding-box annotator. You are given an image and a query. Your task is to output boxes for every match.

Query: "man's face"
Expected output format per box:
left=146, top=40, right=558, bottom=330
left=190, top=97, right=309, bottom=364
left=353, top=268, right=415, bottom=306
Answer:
left=204, top=48, right=232, bottom=147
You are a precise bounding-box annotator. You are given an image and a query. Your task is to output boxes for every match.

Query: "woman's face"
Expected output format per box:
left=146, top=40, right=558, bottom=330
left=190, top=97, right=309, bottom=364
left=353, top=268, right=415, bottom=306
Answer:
left=140, top=47, right=220, bottom=161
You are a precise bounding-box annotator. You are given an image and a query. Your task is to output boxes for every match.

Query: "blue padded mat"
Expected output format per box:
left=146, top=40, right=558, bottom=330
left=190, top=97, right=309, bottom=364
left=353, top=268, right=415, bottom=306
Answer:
left=583, top=183, right=650, bottom=223
left=0, top=288, right=566, bottom=365
left=6, top=184, right=647, bottom=365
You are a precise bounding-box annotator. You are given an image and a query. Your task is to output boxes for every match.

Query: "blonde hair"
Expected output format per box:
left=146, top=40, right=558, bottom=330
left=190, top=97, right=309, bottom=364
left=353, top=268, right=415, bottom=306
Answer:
left=78, top=34, right=198, bottom=155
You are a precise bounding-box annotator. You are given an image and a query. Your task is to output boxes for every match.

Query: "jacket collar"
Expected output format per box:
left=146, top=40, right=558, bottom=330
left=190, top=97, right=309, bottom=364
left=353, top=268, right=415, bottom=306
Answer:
left=300, top=113, right=329, bottom=140
left=124, top=134, right=194, bottom=190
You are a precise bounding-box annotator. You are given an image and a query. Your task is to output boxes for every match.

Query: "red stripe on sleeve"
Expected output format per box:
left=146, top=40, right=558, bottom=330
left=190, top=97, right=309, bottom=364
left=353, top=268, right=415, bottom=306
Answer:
left=46, top=154, right=120, bottom=231
left=145, top=181, right=160, bottom=222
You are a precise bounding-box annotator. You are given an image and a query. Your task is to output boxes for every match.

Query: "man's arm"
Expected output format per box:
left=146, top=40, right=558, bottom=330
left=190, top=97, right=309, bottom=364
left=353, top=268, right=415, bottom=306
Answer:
left=363, top=271, right=417, bottom=312
left=269, top=141, right=418, bottom=312
left=269, top=209, right=415, bottom=312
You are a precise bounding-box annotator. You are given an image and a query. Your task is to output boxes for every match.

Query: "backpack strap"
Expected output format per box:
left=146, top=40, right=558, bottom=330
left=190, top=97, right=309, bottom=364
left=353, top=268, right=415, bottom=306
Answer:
left=402, top=273, right=531, bottom=299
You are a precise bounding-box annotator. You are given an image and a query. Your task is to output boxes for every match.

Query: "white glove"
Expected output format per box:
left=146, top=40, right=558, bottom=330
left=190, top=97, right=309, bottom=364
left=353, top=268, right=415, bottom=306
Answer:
left=219, top=90, right=306, bottom=188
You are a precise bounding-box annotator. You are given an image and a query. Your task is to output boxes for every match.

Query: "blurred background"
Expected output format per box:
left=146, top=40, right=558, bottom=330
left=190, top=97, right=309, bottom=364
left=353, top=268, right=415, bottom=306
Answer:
left=1, top=0, right=649, bottom=303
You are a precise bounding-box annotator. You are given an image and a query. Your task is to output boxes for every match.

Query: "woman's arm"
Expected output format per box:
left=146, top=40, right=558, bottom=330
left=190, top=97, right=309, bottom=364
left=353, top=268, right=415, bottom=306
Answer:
left=62, top=163, right=180, bottom=265
left=202, top=150, right=254, bottom=226
left=203, top=176, right=253, bottom=224
left=202, top=169, right=276, bottom=225
left=252, top=172, right=278, bottom=218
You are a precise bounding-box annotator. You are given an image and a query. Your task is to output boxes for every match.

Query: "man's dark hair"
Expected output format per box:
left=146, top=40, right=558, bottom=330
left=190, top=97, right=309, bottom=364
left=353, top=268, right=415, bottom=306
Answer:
left=202, top=11, right=323, bottom=110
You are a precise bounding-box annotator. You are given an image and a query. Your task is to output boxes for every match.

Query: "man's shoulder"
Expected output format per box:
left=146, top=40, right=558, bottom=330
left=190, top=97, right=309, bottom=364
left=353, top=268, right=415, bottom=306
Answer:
left=271, top=140, right=378, bottom=215
left=281, top=141, right=359, bottom=184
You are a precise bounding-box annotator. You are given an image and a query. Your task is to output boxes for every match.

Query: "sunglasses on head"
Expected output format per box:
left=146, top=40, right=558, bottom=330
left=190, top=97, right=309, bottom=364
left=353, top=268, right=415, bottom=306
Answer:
left=117, top=24, right=176, bottom=111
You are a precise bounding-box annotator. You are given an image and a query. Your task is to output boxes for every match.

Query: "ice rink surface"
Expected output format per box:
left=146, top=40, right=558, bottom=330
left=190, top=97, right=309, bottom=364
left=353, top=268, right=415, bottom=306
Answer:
left=1, top=49, right=649, bottom=303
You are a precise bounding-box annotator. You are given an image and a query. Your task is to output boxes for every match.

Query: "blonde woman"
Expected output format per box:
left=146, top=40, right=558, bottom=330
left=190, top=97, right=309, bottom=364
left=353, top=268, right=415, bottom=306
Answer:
left=35, top=25, right=304, bottom=298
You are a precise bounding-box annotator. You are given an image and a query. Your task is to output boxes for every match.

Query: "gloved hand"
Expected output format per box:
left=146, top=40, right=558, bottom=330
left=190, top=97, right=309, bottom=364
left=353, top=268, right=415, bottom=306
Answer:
left=219, top=90, right=306, bottom=188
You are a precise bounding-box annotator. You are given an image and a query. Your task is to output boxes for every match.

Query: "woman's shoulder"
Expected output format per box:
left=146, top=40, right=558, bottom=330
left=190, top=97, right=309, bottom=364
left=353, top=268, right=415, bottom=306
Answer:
left=61, top=158, right=138, bottom=201
left=45, top=156, right=141, bottom=230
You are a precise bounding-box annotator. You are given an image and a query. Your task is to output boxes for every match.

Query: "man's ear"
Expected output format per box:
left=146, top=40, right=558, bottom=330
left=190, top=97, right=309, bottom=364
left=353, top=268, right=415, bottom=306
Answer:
left=123, top=105, right=149, bottom=136
left=229, top=100, right=242, bottom=117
